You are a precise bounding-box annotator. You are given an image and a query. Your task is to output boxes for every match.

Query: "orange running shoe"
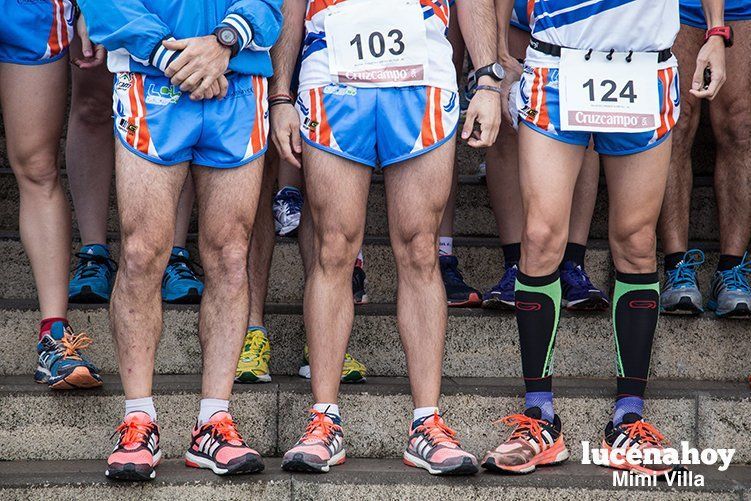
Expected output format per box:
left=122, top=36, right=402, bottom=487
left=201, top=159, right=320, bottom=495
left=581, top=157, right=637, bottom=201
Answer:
left=403, top=412, right=478, bottom=475
left=106, top=412, right=161, bottom=481
left=282, top=409, right=346, bottom=473
left=185, top=411, right=264, bottom=475
left=602, top=413, right=675, bottom=477
left=482, top=407, right=569, bottom=474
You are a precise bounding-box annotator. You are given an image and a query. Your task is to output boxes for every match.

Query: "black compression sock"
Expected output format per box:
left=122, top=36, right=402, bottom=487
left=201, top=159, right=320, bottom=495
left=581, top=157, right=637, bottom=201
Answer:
left=502, top=243, right=521, bottom=268
left=562, top=242, right=587, bottom=269
left=718, top=254, right=743, bottom=272
left=515, top=270, right=561, bottom=393
left=612, top=271, right=659, bottom=399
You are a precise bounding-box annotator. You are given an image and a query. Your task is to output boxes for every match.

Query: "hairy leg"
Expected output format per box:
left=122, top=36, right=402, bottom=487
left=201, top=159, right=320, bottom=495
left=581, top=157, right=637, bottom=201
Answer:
left=193, top=158, right=264, bottom=399
left=567, top=148, right=600, bottom=245
left=0, top=59, right=69, bottom=318
left=172, top=175, right=195, bottom=248
left=110, top=143, right=188, bottom=398
left=385, top=140, right=455, bottom=407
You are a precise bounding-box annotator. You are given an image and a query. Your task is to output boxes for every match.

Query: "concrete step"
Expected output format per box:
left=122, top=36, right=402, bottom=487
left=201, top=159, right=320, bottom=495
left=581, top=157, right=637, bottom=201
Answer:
left=0, top=235, right=733, bottom=305
left=1, top=458, right=748, bottom=500
left=0, top=374, right=747, bottom=464
left=1, top=299, right=749, bottom=381
left=0, top=169, right=723, bottom=241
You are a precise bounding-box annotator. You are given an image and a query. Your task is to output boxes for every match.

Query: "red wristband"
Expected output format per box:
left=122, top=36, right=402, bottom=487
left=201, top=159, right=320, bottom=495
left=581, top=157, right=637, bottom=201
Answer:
left=269, top=92, right=295, bottom=101
left=705, top=26, right=733, bottom=47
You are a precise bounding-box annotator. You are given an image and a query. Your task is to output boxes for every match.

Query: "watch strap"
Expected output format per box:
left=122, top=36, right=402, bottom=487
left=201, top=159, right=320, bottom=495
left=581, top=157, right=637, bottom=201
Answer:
left=705, top=26, right=733, bottom=47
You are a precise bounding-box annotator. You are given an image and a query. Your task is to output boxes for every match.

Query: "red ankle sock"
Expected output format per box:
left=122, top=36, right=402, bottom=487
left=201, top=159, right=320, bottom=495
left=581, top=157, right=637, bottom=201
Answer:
left=39, top=317, right=68, bottom=339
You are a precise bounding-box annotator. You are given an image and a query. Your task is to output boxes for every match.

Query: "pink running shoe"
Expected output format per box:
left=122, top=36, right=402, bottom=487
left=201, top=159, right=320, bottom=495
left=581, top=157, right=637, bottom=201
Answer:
left=185, top=411, right=264, bottom=475
left=106, top=412, right=161, bottom=481
left=403, top=412, right=478, bottom=475
left=282, top=409, right=346, bottom=473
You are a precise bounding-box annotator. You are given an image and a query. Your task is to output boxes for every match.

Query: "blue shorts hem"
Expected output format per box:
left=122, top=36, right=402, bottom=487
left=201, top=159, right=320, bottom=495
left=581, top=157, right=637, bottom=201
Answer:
left=115, top=132, right=191, bottom=166
left=596, top=130, right=673, bottom=157
left=0, top=50, right=68, bottom=66
left=192, top=146, right=268, bottom=169
left=379, top=123, right=459, bottom=168
left=301, top=133, right=377, bottom=168
left=519, top=120, right=589, bottom=148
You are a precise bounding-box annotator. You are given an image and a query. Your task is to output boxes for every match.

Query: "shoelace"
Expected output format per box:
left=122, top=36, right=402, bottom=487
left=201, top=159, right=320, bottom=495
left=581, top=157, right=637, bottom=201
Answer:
left=111, top=419, right=155, bottom=448
left=276, top=191, right=303, bottom=217
left=57, top=330, right=94, bottom=360
left=666, top=250, right=704, bottom=288
left=241, top=331, right=269, bottom=364
left=497, top=413, right=546, bottom=447
left=562, top=263, right=596, bottom=290
left=719, top=253, right=751, bottom=293
left=204, top=416, right=244, bottom=445
left=73, top=252, right=117, bottom=280
left=165, top=254, right=203, bottom=283
left=620, top=419, right=666, bottom=448
left=301, top=410, right=341, bottom=444
left=416, top=412, right=459, bottom=446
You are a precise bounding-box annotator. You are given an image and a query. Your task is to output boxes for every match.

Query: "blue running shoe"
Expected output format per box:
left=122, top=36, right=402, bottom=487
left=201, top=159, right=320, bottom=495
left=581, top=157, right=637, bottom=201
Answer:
left=35, top=321, right=103, bottom=390
left=560, top=261, right=610, bottom=311
left=707, top=253, right=751, bottom=318
left=440, top=255, right=481, bottom=307
left=273, top=186, right=303, bottom=237
left=482, top=264, right=517, bottom=310
left=162, top=247, right=204, bottom=304
left=68, top=244, right=117, bottom=303
left=661, top=249, right=704, bottom=315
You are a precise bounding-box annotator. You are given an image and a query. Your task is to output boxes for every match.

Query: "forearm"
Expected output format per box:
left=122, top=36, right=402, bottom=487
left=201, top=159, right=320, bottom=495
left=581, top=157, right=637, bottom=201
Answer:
left=701, top=0, right=725, bottom=28
left=269, top=0, right=306, bottom=95
left=456, top=0, right=498, bottom=70
left=495, top=0, right=516, bottom=66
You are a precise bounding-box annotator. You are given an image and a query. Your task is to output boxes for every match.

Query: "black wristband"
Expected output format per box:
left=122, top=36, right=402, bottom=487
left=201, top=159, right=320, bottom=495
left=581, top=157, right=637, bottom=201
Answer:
left=475, top=85, right=503, bottom=95
left=269, top=99, right=294, bottom=108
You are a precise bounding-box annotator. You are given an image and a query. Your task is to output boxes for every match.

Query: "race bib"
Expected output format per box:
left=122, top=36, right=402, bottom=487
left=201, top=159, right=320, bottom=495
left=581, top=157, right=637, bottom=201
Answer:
left=558, top=48, right=660, bottom=133
left=325, top=0, right=429, bottom=87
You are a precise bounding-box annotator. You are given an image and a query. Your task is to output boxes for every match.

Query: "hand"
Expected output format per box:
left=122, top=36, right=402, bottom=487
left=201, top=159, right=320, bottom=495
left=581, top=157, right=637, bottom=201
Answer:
left=192, top=74, right=229, bottom=101
left=462, top=78, right=502, bottom=148
left=270, top=103, right=302, bottom=168
left=499, top=57, right=523, bottom=126
left=689, top=36, right=726, bottom=100
left=163, top=36, right=231, bottom=100
left=72, top=15, right=106, bottom=69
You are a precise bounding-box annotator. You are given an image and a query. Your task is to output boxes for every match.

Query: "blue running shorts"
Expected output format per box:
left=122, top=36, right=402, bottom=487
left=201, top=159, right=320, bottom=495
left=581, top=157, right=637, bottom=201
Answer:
left=680, top=0, right=751, bottom=28
left=1, top=0, right=74, bottom=65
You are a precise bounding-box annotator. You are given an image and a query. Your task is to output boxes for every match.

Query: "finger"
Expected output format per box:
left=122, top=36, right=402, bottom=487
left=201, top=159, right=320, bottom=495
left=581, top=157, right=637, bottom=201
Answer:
left=274, top=131, right=297, bottom=167
left=210, top=80, right=221, bottom=99
left=291, top=123, right=303, bottom=155
left=181, top=73, right=203, bottom=94
left=218, top=76, right=229, bottom=99
left=163, top=39, right=189, bottom=51
left=191, top=77, right=215, bottom=100
left=691, top=60, right=707, bottom=92
left=461, top=109, right=477, bottom=140
left=165, top=52, right=190, bottom=78
left=171, top=62, right=198, bottom=86
left=705, top=73, right=724, bottom=100
left=94, top=45, right=106, bottom=65
left=80, top=35, right=93, bottom=59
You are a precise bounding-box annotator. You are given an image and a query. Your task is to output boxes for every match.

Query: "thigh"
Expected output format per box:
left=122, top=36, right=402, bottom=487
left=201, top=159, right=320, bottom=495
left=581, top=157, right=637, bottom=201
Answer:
left=0, top=58, right=67, bottom=171
left=518, top=125, right=585, bottom=227
left=669, top=25, right=705, bottom=152
left=115, top=142, right=189, bottom=243
left=708, top=21, right=751, bottom=136
left=302, top=143, right=372, bottom=240
left=602, top=138, right=672, bottom=235
left=192, top=157, right=266, bottom=244
left=383, top=138, right=455, bottom=238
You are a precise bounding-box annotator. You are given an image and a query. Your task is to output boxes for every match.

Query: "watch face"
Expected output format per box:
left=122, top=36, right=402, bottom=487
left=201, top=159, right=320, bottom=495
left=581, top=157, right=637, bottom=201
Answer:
left=491, top=63, right=505, bottom=80
left=219, top=28, right=237, bottom=46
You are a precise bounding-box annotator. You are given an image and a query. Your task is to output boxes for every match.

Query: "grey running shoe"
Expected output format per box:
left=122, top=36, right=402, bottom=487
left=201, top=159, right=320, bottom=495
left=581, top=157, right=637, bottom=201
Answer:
left=273, top=186, right=303, bottom=237
left=660, top=250, right=704, bottom=315
left=707, top=254, right=751, bottom=318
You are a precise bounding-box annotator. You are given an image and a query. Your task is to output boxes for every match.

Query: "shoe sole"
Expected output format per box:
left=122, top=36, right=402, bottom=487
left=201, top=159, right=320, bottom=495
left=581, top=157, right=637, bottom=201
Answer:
left=299, top=365, right=366, bottom=384
left=481, top=446, right=569, bottom=474
left=185, top=451, right=265, bottom=475
left=234, top=372, right=272, bottom=384
left=403, top=451, right=478, bottom=475
left=69, top=285, right=110, bottom=304
left=163, top=289, right=202, bottom=304
left=660, top=296, right=704, bottom=316
left=282, top=450, right=346, bottom=473
left=482, top=298, right=515, bottom=310
left=448, top=292, right=482, bottom=308
left=106, top=451, right=162, bottom=481
left=563, top=297, right=609, bottom=312
left=708, top=301, right=751, bottom=318
left=354, top=293, right=369, bottom=305
left=48, top=366, right=103, bottom=390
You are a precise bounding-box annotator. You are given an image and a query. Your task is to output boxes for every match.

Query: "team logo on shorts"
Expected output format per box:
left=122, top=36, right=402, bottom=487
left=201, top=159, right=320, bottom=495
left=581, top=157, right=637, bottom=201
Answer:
left=116, top=73, right=133, bottom=91
left=144, top=84, right=182, bottom=105
left=117, top=118, right=138, bottom=134
left=323, top=84, right=357, bottom=97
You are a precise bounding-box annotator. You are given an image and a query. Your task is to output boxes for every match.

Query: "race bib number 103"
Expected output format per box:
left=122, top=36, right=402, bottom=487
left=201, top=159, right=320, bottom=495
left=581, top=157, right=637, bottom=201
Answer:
left=325, top=0, right=429, bottom=87
left=558, top=48, right=660, bottom=133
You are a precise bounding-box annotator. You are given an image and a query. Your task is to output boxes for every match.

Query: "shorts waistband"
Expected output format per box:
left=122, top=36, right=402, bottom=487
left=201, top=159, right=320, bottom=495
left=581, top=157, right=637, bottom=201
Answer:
left=529, top=37, right=673, bottom=64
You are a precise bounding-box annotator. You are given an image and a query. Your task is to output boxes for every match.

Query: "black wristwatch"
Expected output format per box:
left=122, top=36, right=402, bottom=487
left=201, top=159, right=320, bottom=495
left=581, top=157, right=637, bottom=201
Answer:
left=213, top=25, right=241, bottom=57
left=473, top=62, right=505, bottom=83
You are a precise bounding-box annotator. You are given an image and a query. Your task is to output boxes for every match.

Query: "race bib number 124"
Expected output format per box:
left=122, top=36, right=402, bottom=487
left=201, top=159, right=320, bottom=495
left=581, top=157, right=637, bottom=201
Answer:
left=325, top=0, right=429, bottom=87
left=558, top=48, right=661, bottom=133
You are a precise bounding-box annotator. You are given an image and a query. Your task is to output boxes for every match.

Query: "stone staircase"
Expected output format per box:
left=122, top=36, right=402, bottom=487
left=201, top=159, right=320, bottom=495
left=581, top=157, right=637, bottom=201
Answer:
left=1, top=107, right=751, bottom=499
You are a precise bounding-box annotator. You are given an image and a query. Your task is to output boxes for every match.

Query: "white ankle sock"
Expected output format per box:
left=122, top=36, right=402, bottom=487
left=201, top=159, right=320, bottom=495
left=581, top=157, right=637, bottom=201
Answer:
left=313, top=403, right=340, bottom=418
left=413, top=406, right=439, bottom=422
left=198, top=398, right=229, bottom=425
left=438, top=237, right=453, bottom=257
left=125, top=397, right=157, bottom=421
left=356, top=250, right=364, bottom=266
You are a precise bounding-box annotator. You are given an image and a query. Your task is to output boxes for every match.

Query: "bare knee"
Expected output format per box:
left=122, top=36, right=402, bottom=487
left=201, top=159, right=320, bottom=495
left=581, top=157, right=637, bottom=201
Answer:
left=521, top=223, right=567, bottom=273
left=610, top=225, right=657, bottom=272
left=12, top=150, right=60, bottom=195
left=714, top=98, right=751, bottom=150
left=70, top=89, right=113, bottom=129
left=393, top=231, right=438, bottom=279
left=119, top=236, right=171, bottom=283
left=317, top=230, right=359, bottom=275
left=201, top=240, right=250, bottom=291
